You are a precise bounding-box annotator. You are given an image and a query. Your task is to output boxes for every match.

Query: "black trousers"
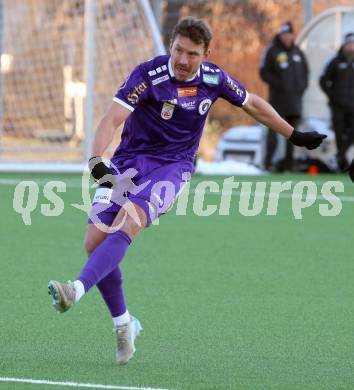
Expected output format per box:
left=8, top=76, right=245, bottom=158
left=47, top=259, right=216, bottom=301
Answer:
left=331, top=106, right=354, bottom=170
left=264, top=115, right=300, bottom=170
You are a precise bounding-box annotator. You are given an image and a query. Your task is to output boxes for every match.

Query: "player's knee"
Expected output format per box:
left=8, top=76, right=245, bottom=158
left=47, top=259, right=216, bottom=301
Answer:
left=121, top=218, right=143, bottom=239
left=84, top=219, right=109, bottom=255
left=84, top=228, right=107, bottom=255
left=112, top=203, right=147, bottom=239
left=84, top=236, right=96, bottom=255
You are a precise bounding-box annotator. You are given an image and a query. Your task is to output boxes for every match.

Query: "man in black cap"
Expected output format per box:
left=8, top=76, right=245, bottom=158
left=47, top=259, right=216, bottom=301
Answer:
left=320, top=32, right=354, bottom=173
left=260, top=22, right=309, bottom=171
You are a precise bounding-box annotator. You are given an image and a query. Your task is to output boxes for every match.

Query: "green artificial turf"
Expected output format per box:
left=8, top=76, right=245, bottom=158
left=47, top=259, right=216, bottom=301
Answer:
left=0, top=173, right=353, bottom=390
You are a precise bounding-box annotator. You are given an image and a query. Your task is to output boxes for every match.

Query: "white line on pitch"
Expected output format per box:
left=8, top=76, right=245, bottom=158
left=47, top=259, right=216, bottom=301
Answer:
left=0, top=377, right=172, bottom=390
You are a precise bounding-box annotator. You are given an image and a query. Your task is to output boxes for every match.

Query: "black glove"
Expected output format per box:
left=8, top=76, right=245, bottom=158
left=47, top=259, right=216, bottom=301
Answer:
left=88, top=156, right=115, bottom=188
left=344, top=158, right=354, bottom=182
left=289, top=130, right=327, bottom=150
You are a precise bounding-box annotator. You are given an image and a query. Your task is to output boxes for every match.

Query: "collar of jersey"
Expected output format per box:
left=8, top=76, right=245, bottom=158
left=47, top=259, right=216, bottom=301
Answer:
left=168, top=57, right=200, bottom=82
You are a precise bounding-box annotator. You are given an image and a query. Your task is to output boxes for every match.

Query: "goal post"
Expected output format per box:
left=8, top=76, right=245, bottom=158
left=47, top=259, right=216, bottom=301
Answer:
left=0, top=0, right=166, bottom=172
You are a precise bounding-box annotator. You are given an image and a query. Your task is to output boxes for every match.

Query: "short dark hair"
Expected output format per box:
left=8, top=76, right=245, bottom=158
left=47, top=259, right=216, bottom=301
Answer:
left=171, top=17, right=212, bottom=52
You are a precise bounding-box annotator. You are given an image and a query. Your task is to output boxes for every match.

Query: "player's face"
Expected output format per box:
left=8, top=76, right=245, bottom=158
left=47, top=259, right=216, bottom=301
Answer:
left=170, top=35, right=210, bottom=81
left=279, top=32, right=294, bottom=49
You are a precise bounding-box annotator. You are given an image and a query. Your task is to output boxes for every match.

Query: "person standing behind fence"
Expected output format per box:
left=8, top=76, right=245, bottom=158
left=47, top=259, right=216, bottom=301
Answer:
left=260, top=22, right=309, bottom=172
left=319, top=32, right=354, bottom=172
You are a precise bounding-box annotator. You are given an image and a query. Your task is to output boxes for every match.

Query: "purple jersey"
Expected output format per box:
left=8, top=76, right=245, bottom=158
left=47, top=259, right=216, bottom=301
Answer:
left=113, top=54, right=249, bottom=162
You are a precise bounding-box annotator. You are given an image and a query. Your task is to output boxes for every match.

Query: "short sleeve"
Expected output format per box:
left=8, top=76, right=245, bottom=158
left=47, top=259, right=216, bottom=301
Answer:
left=219, top=70, right=249, bottom=107
left=113, top=64, right=149, bottom=112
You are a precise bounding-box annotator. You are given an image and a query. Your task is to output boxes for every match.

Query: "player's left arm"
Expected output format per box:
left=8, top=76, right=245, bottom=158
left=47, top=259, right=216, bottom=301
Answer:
left=243, top=93, right=326, bottom=149
left=243, top=93, right=293, bottom=138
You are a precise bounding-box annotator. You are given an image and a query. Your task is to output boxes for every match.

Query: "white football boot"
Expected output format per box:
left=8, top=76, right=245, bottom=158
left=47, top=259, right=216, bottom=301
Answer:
left=48, top=280, right=76, bottom=313
left=114, top=316, right=142, bottom=365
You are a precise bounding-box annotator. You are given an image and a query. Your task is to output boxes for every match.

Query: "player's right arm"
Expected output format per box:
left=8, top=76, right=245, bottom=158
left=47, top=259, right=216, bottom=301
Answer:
left=89, top=63, right=150, bottom=187
left=91, top=62, right=149, bottom=158
left=91, top=102, right=131, bottom=157
left=88, top=102, right=131, bottom=187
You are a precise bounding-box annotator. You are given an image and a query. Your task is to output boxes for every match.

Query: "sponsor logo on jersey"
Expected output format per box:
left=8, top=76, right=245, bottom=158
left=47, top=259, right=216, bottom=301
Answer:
left=177, top=87, right=198, bottom=97
left=203, top=74, right=219, bottom=85
left=226, top=76, right=244, bottom=97
left=292, top=54, right=302, bottom=62
left=181, top=100, right=196, bottom=110
left=152, top=74, right=169, bottom=85
left=161, top=102, right=175, bottom=120
left=127, top=81, right=148, bottom=105
left=148, top=64, right=168, bottom=77
left=202, top=64, right=221, bottom=73
left=198, top=98, right=212, bottom=115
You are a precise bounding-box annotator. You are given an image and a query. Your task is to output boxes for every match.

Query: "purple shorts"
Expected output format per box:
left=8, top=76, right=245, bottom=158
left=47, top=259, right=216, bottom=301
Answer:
left=88, top=155, right=194, bottom=227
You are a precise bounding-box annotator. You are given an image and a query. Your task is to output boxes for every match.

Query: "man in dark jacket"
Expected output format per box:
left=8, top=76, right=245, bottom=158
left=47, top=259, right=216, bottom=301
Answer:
left=260, top=22, right=309, bottom=171
left=319, top=32, right=354, bottom=171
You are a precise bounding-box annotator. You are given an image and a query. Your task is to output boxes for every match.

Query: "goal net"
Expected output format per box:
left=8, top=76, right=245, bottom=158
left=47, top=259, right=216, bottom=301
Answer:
left=0, top=0, right=165, bottom=171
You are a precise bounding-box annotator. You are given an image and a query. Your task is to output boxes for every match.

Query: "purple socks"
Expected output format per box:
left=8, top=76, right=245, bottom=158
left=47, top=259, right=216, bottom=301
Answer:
left=78, top=230, right=131, bottom=305
left=97, top=267, right=126, bottom=317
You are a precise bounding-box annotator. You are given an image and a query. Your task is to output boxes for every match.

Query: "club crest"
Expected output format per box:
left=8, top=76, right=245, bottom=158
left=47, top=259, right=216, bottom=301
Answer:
left=198, top=98, right=212, bottom=115
left=161, top=102, right=175, bottom=120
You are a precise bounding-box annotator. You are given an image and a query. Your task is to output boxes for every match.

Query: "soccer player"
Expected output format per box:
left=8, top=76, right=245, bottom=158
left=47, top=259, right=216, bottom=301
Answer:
left=48, top=17, right=326, bottom=365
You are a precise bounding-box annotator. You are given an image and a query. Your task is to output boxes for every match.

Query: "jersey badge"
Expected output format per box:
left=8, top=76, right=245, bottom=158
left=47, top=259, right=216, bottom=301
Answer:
left=198, top=99, right=212, bottom=115
left=161, top=102, right=175, bottom=120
